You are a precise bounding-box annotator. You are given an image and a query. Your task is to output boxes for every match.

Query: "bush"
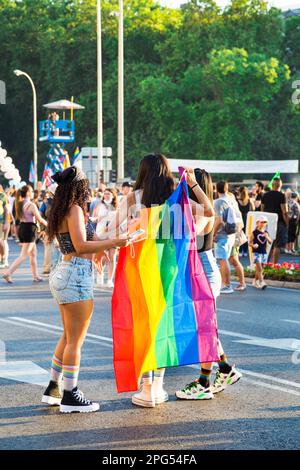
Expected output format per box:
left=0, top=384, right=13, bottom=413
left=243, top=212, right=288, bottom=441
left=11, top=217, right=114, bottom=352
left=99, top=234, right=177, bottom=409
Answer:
left=245, top=262, right=300, bottom=282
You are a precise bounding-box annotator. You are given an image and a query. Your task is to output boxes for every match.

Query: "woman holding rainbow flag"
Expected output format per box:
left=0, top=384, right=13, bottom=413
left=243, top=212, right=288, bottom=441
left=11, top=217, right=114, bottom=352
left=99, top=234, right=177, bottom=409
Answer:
left=110, top=154, right=218, bottom=408
left=175, top=169, right=242, bottom=400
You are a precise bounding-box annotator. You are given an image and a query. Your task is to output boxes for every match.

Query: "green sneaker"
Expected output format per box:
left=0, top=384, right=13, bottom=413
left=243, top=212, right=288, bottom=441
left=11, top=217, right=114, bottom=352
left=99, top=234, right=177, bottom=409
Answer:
left=175, top=380, right=214, bottom=400
left=211, top=366, right=243, bottom=394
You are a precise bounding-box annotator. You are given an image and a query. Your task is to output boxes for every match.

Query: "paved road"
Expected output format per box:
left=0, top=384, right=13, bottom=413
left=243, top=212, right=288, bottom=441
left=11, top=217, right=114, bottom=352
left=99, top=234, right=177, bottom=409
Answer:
left=0, top=241, right=299, bottom=450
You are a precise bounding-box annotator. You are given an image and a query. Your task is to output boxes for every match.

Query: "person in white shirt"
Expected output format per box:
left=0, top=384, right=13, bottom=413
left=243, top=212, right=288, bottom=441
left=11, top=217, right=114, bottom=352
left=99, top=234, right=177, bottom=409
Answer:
left=94, top=189, right=118, bottom=287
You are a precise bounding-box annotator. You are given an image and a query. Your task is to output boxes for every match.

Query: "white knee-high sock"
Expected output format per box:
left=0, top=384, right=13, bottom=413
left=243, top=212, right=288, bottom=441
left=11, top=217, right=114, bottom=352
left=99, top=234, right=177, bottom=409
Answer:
left=63, top=365, right=80, bottom=391
left=50, top=355, right=63, bottom=383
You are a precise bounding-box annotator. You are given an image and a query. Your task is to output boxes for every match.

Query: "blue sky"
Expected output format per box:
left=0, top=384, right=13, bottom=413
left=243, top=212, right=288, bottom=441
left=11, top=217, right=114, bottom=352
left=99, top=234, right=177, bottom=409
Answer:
left=159, top=1, right=300, bottom=10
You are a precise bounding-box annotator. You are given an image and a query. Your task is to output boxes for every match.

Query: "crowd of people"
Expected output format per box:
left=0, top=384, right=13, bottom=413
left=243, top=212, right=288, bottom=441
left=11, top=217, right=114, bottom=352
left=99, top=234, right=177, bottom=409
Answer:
left=0, top=174, right=299, bottom=291
left=0, top=160, right=299, bottom=413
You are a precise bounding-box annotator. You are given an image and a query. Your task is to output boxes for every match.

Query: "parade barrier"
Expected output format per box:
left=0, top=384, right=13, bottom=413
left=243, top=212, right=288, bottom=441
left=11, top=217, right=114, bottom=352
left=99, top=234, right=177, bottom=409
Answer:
left=168, top=159, right=299, bottom=174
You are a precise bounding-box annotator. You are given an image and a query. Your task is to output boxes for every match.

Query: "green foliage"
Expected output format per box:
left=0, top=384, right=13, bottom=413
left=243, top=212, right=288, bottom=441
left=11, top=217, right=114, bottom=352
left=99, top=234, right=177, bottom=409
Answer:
left=0, top=0, right=298, bottom=180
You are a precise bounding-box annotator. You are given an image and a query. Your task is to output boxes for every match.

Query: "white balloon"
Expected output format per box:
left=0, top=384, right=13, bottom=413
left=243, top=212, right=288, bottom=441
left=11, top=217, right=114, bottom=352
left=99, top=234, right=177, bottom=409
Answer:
left=4, top=171, right=16, bottom=179
left=1, top=163, right=15, bottom=173
left=0, top=156, right=5, bottom=165
left=3, top=156, right=12, bottom=165
left=0, top=148, right=7, bottom=158
left=19, top=181, right=27, bottom=188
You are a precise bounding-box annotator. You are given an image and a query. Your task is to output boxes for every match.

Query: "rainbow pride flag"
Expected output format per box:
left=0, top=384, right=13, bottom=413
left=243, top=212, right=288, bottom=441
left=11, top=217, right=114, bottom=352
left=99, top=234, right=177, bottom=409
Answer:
left=112, top=176, right=219, bottom=393
left=29, top=161, right=35, bottom=183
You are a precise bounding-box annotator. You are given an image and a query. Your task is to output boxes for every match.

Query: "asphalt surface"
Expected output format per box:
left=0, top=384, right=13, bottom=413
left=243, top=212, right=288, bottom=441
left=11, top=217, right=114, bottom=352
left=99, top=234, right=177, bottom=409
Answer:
left=0, top=240, right=299, bottom=450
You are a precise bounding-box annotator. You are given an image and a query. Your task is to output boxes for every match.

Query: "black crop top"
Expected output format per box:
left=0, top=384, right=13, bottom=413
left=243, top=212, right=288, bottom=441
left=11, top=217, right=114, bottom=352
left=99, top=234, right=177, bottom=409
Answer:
left=57, top=219, right=95, bottom=255
left=197, top=229, right=214, bottom=253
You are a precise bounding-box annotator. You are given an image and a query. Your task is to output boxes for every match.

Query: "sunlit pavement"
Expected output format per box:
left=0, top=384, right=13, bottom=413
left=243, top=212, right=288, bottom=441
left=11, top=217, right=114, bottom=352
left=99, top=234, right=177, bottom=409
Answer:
left=0, top=240, right=299, bottom=450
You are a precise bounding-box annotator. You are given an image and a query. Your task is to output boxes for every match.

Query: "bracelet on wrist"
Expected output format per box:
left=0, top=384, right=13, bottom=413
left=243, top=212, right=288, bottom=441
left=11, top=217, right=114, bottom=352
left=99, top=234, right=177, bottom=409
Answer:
left=191, top=183, right=198, bottom=190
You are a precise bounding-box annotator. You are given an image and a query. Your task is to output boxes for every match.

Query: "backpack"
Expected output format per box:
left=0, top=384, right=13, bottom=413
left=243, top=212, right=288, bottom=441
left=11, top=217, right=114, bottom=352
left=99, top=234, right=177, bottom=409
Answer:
left=220, top=198, right=240, bottom=235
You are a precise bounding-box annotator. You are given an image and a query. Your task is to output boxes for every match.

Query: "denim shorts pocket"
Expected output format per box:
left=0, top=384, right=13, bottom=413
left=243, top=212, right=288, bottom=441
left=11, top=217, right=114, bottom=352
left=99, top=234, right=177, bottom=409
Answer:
left=50, top=266, right=72, bottom=291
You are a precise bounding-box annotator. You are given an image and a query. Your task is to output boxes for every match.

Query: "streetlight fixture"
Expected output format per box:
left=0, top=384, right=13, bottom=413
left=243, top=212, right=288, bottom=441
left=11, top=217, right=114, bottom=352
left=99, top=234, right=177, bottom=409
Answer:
left=14, top=69, right=38, bottom=189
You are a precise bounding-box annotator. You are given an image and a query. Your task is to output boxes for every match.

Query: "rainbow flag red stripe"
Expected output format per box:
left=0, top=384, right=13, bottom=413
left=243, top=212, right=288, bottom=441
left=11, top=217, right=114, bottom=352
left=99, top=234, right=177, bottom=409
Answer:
left=112, top=176, right=219, bottom=393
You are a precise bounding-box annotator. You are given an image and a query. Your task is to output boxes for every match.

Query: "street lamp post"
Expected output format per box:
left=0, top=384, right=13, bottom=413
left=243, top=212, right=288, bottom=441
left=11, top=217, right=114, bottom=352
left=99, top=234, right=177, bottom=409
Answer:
left=97, top=0, right=104, bottom=187
left=118, top=0, right=124, bottom=181
left=14, top=70, right=38, bottom=189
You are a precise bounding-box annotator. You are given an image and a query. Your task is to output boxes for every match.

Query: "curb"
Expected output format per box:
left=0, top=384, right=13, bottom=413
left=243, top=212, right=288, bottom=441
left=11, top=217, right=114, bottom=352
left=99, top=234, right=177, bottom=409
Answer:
left=234, top=276, right=300, bottom=291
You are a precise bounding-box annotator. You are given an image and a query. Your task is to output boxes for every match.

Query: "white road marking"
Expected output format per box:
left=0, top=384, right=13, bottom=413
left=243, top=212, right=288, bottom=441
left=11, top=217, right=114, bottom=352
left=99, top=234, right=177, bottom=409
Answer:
left=217, top=308, right=245, bottom=315
left=0, top=340, right=49, bottom=387
left=219, top=329, right=300, bottom=351
left=9, top=317, right=113, bottom=343
left=0, top=318, right=112, bottom=348
left=235, top=338, right=300, bottom=351
left=238, top=368, right=300, bottom=389
left=188, top=365, right=300, bottom=396
left=282, top=320, right=300, bottom=326
left=3, top=318, right=300, bottom=395
left=241, top=378, right=300, bottom=397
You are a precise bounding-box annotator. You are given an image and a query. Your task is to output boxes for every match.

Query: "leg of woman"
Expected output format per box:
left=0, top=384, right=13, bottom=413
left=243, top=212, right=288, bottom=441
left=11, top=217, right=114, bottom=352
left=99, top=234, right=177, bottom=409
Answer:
left=1, top=228, right=9, bottom=266
left=152, top=368, right=168, bottom=404
left=29, top=243, right=39, bottom=280
left=53, top=305, right=68, bottom=362
left=107, top=248, right=117, bottom=283
left=62, top=299, right=94, bottom=369
left=230, top=253, right=246, bottom=289
left=42, top=305, right=67, bottom=405
left=256, top=262, right=263, bottom=284
left=4, top=243, right=32, bottom=278
left=59, top=299, right=99, bottom=413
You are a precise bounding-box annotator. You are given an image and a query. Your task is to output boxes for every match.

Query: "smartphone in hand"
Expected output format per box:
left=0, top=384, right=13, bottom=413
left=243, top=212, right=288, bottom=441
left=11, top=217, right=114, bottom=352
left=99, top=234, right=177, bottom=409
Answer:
left=130, top=228, right=146, bottom=242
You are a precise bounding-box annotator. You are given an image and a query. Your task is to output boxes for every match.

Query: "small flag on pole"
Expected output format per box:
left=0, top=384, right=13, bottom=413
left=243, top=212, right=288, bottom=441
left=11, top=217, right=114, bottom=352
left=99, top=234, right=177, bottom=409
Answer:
left=42, top=163, right=53, bottom=189
left=62, top=151, right=71, bottom=170
left=73, top=147, right=82, bottom=165
left=268, top=171, right=281, bottom=189
left=29, top=161, right=35, bottom=183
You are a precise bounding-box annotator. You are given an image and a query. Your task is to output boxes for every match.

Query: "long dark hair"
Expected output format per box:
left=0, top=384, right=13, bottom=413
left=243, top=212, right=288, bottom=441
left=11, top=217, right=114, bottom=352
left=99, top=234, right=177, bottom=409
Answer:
left=47, top=167, right=90, bottom=242
left=189, top=169, right=213, bottom=203
left=15, top=185, right=31, bottom=220
left=134, top=154, right=175, bottom=207
left=238, top=185, right=249, bottom=204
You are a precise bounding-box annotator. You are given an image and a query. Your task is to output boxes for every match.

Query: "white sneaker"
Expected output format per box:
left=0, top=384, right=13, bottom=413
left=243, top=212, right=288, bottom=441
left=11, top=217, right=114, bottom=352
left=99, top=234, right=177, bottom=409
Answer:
left=132, top=380, right=156, bottom=408
left=211, top=366, right=243, bottom=394
left=106, top=279, right=114, bottom=288
left=97, top=273, right=104, bottom=286
left=176, top=380, right=214, bottom=400
left=260, top=280, right=267, bottom=290
left=220, top=285, right=234, bottom=294
left=153, top=376, right=169, bottom=405
left=252, top=279, right=262, bottom=289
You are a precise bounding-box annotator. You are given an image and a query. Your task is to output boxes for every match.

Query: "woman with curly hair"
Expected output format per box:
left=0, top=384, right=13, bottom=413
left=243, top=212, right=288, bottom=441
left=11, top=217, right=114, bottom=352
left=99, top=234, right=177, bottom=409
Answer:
left=42, top=167, right=129, bottom=413
left=3, top=185, right=47, bottom=283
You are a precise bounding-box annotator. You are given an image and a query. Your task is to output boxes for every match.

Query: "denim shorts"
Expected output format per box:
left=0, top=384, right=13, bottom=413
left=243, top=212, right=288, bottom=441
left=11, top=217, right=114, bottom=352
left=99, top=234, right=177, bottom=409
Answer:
left=214, top=236, right=235, bottom=261
left=49, top=257, right=94, bottom=305
left=199, top=250, right=222, bottom=300
left=253, top=252, right=268, bottom=265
